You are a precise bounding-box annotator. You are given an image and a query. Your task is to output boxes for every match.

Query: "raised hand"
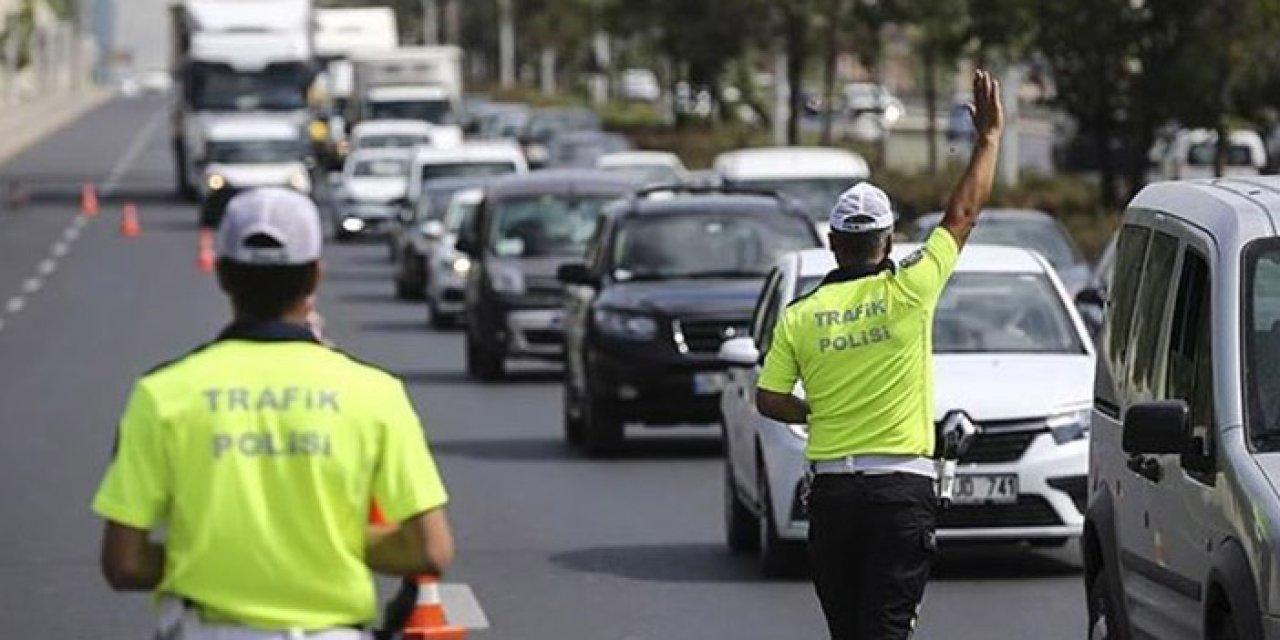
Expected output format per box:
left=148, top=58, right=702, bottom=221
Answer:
left=967, top=69, right=1004, bottom=142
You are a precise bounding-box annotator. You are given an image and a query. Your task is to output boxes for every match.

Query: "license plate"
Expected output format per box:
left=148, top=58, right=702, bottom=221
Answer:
left=692, top=372, right=729, bottom=395
left=951, top=474, right=1018, bottom=505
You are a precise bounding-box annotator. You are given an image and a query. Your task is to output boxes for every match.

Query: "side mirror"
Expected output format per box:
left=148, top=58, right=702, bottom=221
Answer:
left=1076, top=287, right=1105, bottom=308
left=556, top=262, right=595, bottom=286
left=1123, top=400, right=1190, bottom=455
left=718, top=336, right=760, bottom=367
left=420, top=220, right=446, bottom=239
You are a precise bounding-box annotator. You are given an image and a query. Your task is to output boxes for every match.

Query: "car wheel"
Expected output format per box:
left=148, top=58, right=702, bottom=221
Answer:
left=724, top=457, right=759, bottom=555
left=427, top=298, right=453, bottom=329
left=583, top=392, right=624, bottom=456
left=562, top=382, right=584, bottom=446
left=757, top=461, right=803, bottom=578
left=394, top=272, right=415, bottom=300
left=1087, top=569, right=1123, bottom=640
left=465, top=331, right=505, bottom=381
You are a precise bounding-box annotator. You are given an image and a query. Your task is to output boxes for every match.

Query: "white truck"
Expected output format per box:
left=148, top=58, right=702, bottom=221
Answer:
left=169, top=0, right=316, bottom=200
left=313, top=7, right=398, bottom=166
left=348, top=47, right=463, bottom=129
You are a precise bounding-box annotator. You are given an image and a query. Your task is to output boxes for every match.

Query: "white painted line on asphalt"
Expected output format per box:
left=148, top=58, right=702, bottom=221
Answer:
left=21, top=277, right=41, bottom=294
left=101, top=107, right=167, bottom=196
left=51, top=241, right=68, bottom=257
left=63, top=225, right=80, bottom=242
left=5, top=296, right=25, bottom=313
left=37, top=259, right=56, bottom=276
left=72, top=215, right=88, bottom=229
left=441, top=583, right=490, bottom=630
left=0, top=317, right=5, bottom=333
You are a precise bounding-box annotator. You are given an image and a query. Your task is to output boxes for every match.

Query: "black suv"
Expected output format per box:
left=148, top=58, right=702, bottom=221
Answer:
left=558, top=186, right=822, bottom=454
left=456, top=170, right=642, bottom=380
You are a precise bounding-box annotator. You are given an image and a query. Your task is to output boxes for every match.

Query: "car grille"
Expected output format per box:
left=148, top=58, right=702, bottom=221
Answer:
left=674, top=319, right=750, bottom=354
left=956, top=419, right=1047, bottom=464
left=938, top=496, right=1062, bottom=529
left=524, top=329, right=564, bottom=346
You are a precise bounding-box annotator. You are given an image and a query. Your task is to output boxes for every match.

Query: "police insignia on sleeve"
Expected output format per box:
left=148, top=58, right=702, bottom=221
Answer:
left=899, top=249, right=925, bottom=268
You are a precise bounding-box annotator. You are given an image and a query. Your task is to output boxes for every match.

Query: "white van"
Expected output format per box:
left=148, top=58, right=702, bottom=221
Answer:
left=406, top=142, right=529, bottom=204
left=713, top=146, right=870, bottom=231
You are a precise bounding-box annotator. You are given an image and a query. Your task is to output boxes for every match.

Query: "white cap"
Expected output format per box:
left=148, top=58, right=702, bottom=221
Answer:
left=829, top=182, right=895, bottom=233
left=216, top=188, right=323, bottom=265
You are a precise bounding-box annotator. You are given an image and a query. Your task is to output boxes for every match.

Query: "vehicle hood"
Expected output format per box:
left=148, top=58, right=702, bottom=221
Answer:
left=207, top=163, right=305, bottom=188
left=596, top=279, right=764, bottom=317
left=344, top=177, right=407, bottom=202
left=933, top=353, right=1095, bottom=421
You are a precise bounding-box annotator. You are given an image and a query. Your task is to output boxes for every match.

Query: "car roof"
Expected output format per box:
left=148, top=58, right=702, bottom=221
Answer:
left=622, top=192, right=794, bottom=219
left=412, top=141, right=524, bottom=164
left=1127, top=177, right=1280, bottom=242
left=346, top=148, right=412, bottom=162
left=597, top=151, right=684, bottom=169
left=485, top=169, right=642, bottom=198
left=792, top=243, right=1054, bottom=279
left=205, top=118, right=298, bottom=141
left=713, top=146, right=870, bottom=180
left=352, top=120, right=434, bottom=136
left=367, top=85, right=452, bottom=101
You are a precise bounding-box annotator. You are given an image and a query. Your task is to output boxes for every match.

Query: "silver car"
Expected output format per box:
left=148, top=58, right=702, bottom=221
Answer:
left=1086, top=177, right=1280, bottom=639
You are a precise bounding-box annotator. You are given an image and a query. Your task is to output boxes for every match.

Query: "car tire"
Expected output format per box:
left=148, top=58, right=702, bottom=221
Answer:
left=583, top=393, right=624, bottom=456
left=395, top=275, right=415, bottom=300
left=465, top=331, right=505, bottom=381
left=724, top=459, right=759, bottom=555
left=757, top=461, right=803, bottom=578
left=562, top=382, right=584, bottom=446
left=427, top=298, right=453, bottom=329
left=1087, top=568, right=1123, bottom=640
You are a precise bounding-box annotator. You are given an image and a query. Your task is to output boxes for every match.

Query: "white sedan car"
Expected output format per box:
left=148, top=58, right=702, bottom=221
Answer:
left=720, top=244, right=1096, bottom=576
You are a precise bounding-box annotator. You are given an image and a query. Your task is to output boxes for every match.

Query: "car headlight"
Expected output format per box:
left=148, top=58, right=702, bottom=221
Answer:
left=593, top=309, right=658, bottom=341
left=1047, top=405, right=1092, bottom=445
left=206, top=173, right=226, bottom=191
left=288, top=170, right=311, bottom=192
left=488, top=264, right=526, bottom=295
left=341, top=217, right=365, bottom=232
left=451, top=256, right=471, bottom=275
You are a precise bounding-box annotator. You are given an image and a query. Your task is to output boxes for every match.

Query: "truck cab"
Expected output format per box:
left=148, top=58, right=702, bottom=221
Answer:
left=198, top=117, right=312, bottom=227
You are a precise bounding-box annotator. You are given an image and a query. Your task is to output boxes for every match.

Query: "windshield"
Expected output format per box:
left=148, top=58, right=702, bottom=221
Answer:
left=934, top=273, right=1082, bottom=354
left=613, top=213, right=815, bottom=281
left=1188, top=142, right=1255, bottom=167
left=416, top=185, right=467, bottom=222
left=529, top=112, right=600, bottom=140
left=1246, top=242, right=1280, bottom=440
left=732, top=178, right=861, bottom=221
left=207, top=140, right=304, bottom=164
left=917, top=216, right=1081, bottom=269
left=604, top=165, right=682, bottom=185
left=353, top=158, right=408, bottom=178
left=358, top=135, right=429, bottom=150
left=369, top=100, right=456, bottom=125
left=488, top=195, right=615, bottom=258
left=189, top=63, right=308, bottom=111
left=444, top=197, right=481, bottom=233
left=421, top=163, right=516, bottom=185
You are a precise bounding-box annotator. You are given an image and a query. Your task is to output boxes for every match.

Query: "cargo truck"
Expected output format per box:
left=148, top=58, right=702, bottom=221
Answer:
left=348, top=47, right=463, bottom=129
left=169, top=0, right=316, bottom=200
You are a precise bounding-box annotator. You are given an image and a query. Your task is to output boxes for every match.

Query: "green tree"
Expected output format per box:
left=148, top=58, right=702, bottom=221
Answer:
left=903, top=0, right=969, bottom=172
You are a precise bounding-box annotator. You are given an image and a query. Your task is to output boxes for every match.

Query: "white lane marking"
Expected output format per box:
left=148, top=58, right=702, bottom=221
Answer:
left=51, top=241, right=68, bottom=257
left=72, top=215, right=88, bottom=229
left=63, top=225, right=80, bottom=242
left=5, top=297, right=24, bottom=313
left=101, top=107, right=166, bottom=196
left=0, top=317, right=5, bottom=333
left=37, top=259, right=56, bottom=276
left=440, top=583, right=490, bottom=630
left=21, top=278, right=41, bottom=294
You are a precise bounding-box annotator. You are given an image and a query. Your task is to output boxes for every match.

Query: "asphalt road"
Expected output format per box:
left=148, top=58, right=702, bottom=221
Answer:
left=0, top=96, right=1085, bottom=639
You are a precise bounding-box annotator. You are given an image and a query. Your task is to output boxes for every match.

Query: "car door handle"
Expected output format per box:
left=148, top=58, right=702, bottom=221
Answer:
left=1126, top=455, right=1163, bottom=483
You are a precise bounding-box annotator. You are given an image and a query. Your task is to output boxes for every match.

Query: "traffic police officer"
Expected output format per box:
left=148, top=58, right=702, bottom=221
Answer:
left=756, top=70, right=1004, bottom=640
left=92, top=188, right=455, bottom=639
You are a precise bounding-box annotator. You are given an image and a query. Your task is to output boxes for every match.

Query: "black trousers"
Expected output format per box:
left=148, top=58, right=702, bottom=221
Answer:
left=808, top=472, right=938, bottom=640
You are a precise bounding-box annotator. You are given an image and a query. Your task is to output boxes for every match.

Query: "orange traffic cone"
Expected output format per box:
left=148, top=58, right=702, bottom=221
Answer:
left=81, top=183, right=99, bottom=217
left=403, top=576, right=467, bottom=640
left=120, top=203, right=141, bottom=237
left=197, top=229, right=215, bottom=273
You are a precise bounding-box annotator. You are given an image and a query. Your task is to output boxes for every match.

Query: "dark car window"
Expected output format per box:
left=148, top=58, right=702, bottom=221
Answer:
left=1165, top=248, right=1215, bottom=476
left=610, top=212, right=816, bottom=281
left=488, top=194, right=616, bottom=258
left=1245, top=240, right=1280, bottom=446
left=420, top=162, right=518, bottom=186
left=1125, top=231, right=1179, bottom=403
left=352, top=158, right=408, bottom=178
left=1106, top=225, right=1152, bottom=375
left=751, top=270, right=783, bottom=348
left=208, top=140, right=304, bottom=164
left=358, top=134, right=430, bottom=150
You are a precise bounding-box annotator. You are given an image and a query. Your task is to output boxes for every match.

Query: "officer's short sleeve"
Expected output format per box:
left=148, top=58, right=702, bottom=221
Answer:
left=92, top=383, right=171, bottom=529
left=895, top=227, right=960, bottom=305
left=373, top=382, right=449, bottom=523
left=758, top=311, right=800, bottom=394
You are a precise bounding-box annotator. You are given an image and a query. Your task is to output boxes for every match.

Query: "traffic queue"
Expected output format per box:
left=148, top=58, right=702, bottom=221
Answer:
left=292, top=88, right=1111, bottom=583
